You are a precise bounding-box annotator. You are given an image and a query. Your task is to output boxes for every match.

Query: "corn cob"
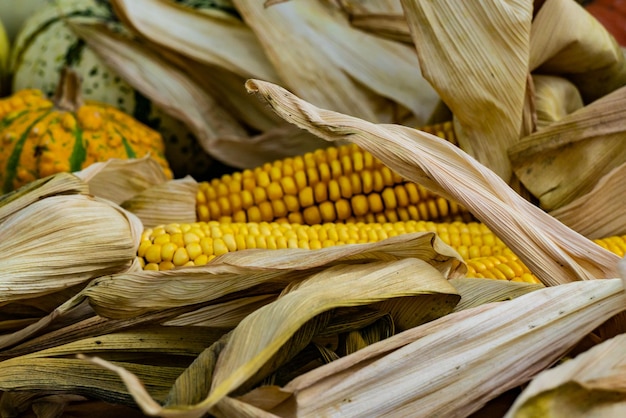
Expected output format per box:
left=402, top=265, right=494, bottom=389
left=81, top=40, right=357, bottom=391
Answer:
left=196, top=123, right=472, bottom=225
left=136, top=220, right=626, bottom=284
left=137, top=220, right=514, bottom=278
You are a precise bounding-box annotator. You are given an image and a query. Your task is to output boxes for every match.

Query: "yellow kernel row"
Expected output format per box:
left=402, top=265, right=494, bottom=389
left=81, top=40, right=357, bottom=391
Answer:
left=137, top=220, right=509, bottom=271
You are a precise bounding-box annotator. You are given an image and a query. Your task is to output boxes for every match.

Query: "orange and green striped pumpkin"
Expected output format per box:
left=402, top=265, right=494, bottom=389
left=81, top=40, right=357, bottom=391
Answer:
left=0, top=68, right=172, bottom=193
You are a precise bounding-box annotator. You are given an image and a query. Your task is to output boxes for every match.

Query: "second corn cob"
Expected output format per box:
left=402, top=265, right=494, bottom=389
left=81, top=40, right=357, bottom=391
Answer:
left=196, top=122, right=473, bottom=225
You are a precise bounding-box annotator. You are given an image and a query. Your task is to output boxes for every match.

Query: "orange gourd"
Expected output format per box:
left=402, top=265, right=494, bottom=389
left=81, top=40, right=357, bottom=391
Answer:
left=0, top=68, right=172, bottom=193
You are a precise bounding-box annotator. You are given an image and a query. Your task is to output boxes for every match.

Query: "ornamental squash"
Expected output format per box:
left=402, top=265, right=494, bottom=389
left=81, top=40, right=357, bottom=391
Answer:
left=9, top=0, right=223, bottom=180
left=0, top=67, right=173, bottom=193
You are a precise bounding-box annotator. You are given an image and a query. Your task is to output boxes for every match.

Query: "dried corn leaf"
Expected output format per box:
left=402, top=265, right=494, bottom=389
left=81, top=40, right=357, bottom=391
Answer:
left=36, top=326, right=224, bottom=359
left=0, top=295, right=91, bottom=351
left=211, top=396, right=281, bottom=418
left=68, top=22, right=250, bottom=162
left=75, top=156, right=168, bottom=205
left=244, top=279, right=626, bottom=417
left=347, top=13, right=412, bottom=44
left=450, top=277, right=544, bottom=312
left=336, top=1, right=411, bottom=43
left=161, top=54, right=284, bottom=133
left=111, top=0, right=279, bottom=81
left=235, top=0, right=439, bottom=125
left=510, top=85, right=626, bottom=211
left=81, top=232, right=465, bottom=320
left=163, top=295, right=277, bottom=328
left=0, top=194, right=142, bottom=304
left=0, top=356, right=182, bottom=407
left=401, top=0, right=532, bottom=181
left=530, top=0, right=626, bottom=102
left=152, top=51, right=334, bottom=168
left=245, top=79, right=619, bottom=285
left=82, top=258, right=460, bottom=416
left=335, top=0, right=405, bottom=14
left=0, top=327, right=223, bottom=407
left=206, top=124, right=335, bottom=170
left=121, top=176, right=198, bottom=228
left=0, top=172, right=88, bottom=222
left=505, top=333, right=626, bottom=417
left=551, top=162, right=626, bottom=239
left=532, top=75, right=583, bottom=129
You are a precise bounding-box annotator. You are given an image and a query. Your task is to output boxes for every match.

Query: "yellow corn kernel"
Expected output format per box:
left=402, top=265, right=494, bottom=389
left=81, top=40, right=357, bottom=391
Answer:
left=172, top=248, right=190, bottom=266
left=144, top=244, right=162, bottom=264
left=160, top=242, right=178, bottom=262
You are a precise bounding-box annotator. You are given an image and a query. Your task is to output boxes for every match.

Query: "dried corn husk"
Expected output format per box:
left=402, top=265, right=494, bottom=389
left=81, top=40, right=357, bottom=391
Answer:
left=0, top=172, right=88, bottom=222
left=0, top=193, right=142, bottom=304
left=111, top=0, right=279, bottom=81
left=235, top=0, right=439, bottom=125
left=530, top=0, right=626, bottom=102
left=121, top=176, right=198, bottom=228
left=254, top=280, right=626, bottom=418
left=0, top=328, right=207, bottom=405
left=334, top=0, right=412, bottom=44
left=81, top=256, right=460, bottom=416
left=162, top=295, right=278, bottom=328
left=551, top=162, right=626, bottom=239
left=532, top=75, right=584, bottom=129
left=203, top=259, right=458, bottom=400
left=505, top=332, right=626, bottom=417
left=449, top=278, right=544, bottom=312
left=74, top=156, right=168, bottom=205
left=81, top=279, right=626, bottom=417
left=244, top=79, right=619, bottom=285
left=400, top=0, right=532, bottom=181
left=509, top=85, right=626, bottom=211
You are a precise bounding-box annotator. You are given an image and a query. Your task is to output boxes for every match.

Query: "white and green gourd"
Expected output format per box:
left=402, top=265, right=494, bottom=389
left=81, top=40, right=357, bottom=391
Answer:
left=9, top=0, right=226, bottom=180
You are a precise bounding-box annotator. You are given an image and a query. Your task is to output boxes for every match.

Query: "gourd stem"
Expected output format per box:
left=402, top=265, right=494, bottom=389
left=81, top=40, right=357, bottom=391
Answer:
left=53, top=67, right=84, bottom=112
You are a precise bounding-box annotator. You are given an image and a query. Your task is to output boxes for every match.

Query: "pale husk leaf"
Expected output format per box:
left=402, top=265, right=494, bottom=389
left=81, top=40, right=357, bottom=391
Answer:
left=244, top=79, right=619, bottom=285
left=509, top=85, right=626, bottom=210
left=74, top=156, right=168, bottom=205
left=204, top=124, right=335, bottom=170
left=450, top=277, right=544, bottom=312
left=335, top=0, right=411, bottom=43
left=257, top=279, right=626, bottom=417
left=0, top=195, right=142, bottom=304
left=346, top=13, right=412, bottom=44
left=111, top=0, right=279, bottom=81
left=0, top=172, right=88, bottom=222
left=68, top=22, right=251, bottom=163
left=505, top=333, right=626, bottom=418
left=160, top=53, right=285, bottom=133
left=550, top=162, right=626, bottom=239
left=532, top=74, right=584, bottom=129
left=211, top=396, right=281, bottom=418
left=234, top=0, right=440, bottom=125
left=121, top=176, right=198, bottom=228
left=163, top=295, right=277, bottom=328
left=400, top=0, right=532, bottom=181
left=529, top=0, right=626, bottom=102
left=81, top=232, right=465, bottom=319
